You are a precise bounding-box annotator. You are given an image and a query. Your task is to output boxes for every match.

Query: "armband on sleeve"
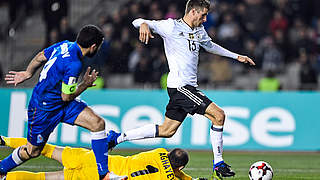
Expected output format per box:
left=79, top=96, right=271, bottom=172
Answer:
left=62, top=82, right=77, bottom=94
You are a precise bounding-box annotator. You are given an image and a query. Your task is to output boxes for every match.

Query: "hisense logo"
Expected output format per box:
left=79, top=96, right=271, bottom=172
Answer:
left=6, top=91, right=298, bottom=150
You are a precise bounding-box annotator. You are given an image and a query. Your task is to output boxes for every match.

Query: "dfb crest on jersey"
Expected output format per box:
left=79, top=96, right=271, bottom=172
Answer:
left=189, top=33, right=194, bottom=39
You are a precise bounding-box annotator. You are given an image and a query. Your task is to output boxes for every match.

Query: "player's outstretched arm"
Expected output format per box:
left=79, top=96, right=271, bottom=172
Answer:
left=202, top=41, right=255, bottom=66
left=5, top=51, right=47, bottom=86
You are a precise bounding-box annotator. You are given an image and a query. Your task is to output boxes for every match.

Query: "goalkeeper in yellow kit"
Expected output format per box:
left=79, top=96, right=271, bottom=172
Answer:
left=0, top=136, right=207, bottom=180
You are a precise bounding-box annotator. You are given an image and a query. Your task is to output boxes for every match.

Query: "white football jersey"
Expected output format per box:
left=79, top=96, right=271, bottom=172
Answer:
left=133, top=18, right=239, bottom=88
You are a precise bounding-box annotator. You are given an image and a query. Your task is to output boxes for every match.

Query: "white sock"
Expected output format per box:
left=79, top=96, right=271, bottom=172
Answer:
left=90, top=130, right=107, bottom=140
left=210, top=125, right=224, bottom=164
left=12, top=147, right=24, bottom=165
left=117, top=124, right=157, bottom=144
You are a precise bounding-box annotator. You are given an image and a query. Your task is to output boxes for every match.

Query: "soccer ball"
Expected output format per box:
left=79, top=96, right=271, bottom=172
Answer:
left=248, top=161, right=273, bottom=180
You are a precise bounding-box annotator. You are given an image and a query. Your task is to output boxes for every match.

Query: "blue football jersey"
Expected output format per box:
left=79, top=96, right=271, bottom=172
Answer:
left=29, top=40, right=83, bottom=111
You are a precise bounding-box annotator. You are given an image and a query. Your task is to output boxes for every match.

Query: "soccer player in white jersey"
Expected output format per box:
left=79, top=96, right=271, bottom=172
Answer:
left=106, top=0, right=255, bottom=179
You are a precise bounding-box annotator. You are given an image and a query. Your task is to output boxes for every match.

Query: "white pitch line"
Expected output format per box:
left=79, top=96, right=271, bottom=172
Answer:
left=17, top=166, right=320, bottom=173
left=185, top=167, right=320, bottom=173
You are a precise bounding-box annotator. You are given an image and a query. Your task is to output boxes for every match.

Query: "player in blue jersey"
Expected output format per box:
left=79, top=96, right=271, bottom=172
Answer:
left=2, top=25, right=127, bottom=180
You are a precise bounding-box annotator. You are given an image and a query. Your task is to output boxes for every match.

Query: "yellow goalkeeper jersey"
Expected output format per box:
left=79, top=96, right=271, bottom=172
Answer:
left=62, top=147, right=191, bottom=180
left=110, top=148, right=180, bottom=180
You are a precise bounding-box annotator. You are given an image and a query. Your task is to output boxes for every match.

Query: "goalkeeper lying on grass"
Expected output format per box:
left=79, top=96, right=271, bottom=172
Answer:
left=0, top=136, right=207, bottom=180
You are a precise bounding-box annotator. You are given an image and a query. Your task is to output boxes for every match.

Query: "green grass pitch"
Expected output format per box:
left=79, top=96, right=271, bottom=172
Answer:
left=1, top=147, right=320, bottom=179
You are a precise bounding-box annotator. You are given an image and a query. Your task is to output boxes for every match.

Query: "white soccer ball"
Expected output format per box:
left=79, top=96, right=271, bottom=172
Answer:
left=248, top=161, right=273, bottom=180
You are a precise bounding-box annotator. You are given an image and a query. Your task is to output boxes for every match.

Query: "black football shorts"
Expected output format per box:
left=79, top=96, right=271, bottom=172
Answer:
left=165, top=85, right=212, bottom=122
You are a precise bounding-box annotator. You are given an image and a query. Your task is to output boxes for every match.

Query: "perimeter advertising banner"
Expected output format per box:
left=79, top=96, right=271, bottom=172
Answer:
left=0, top=89, right=319, bottom=151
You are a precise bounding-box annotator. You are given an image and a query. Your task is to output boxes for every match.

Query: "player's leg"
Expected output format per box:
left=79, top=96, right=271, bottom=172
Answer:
left=114, top=103, right=185, bottom=146
left=0, top=106, right=63, bottom=176
left=0, top=137, right=64, bottom=180
left=6, top=171, right=47, bottom=180
left=114, top=87, right=188, bottom=147
left=19, top=142, right=44, bottom=161
left=170, top=85, right=234, bottom=179
left=205, top=102, right=225, bottom=164
left=205, top=103, right=235, bottom=179
left=69, top=101, right=111, bottom=179
left=5, top=170, right=64, bottom=180
left=113, top=123, right=158, bottom=145
left=60, top=145, right=127, bottom=180
left=107, top=117, right=181, bottom=154
left=0, top=141, right=43, bottom=176
left=1, top=138, right=71, bottom=180
left=115, top=115, right=182, bottom=145
left=0, top=136, right=57, bottom=160
left=0, top=104, right=66, bottom=176
left=48, top=145, right=64, bottom=164
left=45, top=171, right=65, bottom=180
left=158, top=117, right=182, bottom=137
left=0, top=136, right=27, bottom=149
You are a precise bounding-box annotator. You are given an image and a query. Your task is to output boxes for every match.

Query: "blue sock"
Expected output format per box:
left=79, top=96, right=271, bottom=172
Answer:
left=91, top=130, right=109, bottom=176
left=0, top=147, right=24, bottom=173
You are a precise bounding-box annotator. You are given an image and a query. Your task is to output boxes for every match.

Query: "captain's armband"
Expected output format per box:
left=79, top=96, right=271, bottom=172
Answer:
left=62, top=82, right=77, bottom=94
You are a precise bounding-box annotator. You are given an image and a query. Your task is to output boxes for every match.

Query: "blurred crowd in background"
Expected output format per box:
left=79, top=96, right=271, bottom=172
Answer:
left=1, top=0, right=320, bottom=90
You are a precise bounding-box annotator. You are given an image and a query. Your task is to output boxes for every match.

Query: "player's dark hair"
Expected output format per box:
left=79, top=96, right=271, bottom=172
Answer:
left=76, top=24, right=104, bottom=48
left=168, top=148, right=189, bottom=169
left=185, top=0, right=210, bottom=14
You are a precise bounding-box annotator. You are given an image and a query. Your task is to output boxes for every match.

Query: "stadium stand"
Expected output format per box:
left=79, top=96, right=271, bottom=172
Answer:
left=1, top=0, right=320, bottom=90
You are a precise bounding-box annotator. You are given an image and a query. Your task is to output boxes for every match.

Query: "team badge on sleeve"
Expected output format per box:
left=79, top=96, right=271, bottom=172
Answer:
left=68, top=77, right=77, bottom=85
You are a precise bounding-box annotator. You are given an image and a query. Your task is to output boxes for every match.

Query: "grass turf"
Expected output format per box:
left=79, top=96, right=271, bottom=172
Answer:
left=1, top=147, right=319, bottom=179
